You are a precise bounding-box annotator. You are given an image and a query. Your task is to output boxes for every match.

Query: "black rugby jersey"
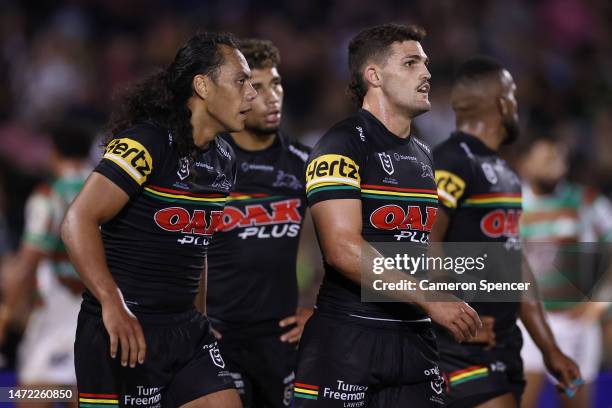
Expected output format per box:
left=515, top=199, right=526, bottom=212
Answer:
left=207, top=133, right=310, bottom=326
left=88, top=123, right=235, bottom=313
left=306, top=109, right=439, bottom=321
left=434, top=131, right=522, bottom=334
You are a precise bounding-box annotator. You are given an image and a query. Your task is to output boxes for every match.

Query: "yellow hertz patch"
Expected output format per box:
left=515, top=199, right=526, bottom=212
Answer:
left=305, top=154, right=360, bottom=193
left=435, top=169, right=466, bottom=208
left=103, top=138, right=153, bottom=185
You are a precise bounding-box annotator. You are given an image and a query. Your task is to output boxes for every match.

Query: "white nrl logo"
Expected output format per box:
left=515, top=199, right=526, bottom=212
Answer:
left=177, top=157, right=190, bottom=180
left=378, top=152, right=394, bottom=175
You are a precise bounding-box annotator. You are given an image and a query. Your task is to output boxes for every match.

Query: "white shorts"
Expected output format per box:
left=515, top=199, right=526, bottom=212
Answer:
left=519, top=311, right=602, bottom=383
left=18, top=266, right=81, bottom=385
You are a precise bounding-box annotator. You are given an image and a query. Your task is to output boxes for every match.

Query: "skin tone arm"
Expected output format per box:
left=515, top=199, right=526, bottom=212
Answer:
left=311, top=199, right=481, bottom=342
left=519, top=256, right=581, bottom=390
left=279, top=210, right=316, bottom=343
left=61, top=173, right=146, bottom=368
left=0, top=247, right=43, bottom=343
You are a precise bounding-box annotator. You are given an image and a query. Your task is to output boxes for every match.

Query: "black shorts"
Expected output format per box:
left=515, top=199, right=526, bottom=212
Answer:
left=294, top=311, right=445, bottom=408
left=437, top=326, right=525, bottom=408
left=74, top=303, right=234, bottom=407
left=214, top=320, right=296, bottom=408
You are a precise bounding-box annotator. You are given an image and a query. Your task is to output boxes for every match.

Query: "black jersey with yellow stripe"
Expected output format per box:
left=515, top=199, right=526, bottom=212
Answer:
left=434, top=131, right=522, bottom=336
left=207, top=133, right=310, bottom=326
left=306, top=109, right=438, bottom=321
left=434, top=132, right=522, bottom=243
left=90, top=123, right=236, bottom=313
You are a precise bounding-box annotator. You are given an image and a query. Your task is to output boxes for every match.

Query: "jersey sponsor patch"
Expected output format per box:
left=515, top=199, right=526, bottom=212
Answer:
left=480, top=209, right=521, bottom=238
left=221, top=199, right=302, bottom=231
left=103, top=138, right=153, bottom=185
left=435, top=170, right=466, bottom=209
left=154, top=207, right=223, bottom=236
left=305, top=154, right=360, bottom=194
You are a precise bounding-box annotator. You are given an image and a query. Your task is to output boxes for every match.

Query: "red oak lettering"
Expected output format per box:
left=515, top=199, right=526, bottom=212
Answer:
left=480, top=209, right=521, bottom=238
left=242, top=205, right=273, bottom=226
left=370, top=205, right=438, bottom=232
left=220, top=199, right=302, bottom=231
left=154, top=207, right=223, bottom=235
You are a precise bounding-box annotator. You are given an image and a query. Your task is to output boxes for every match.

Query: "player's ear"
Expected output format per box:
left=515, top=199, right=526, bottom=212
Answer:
left=364, top=64, right=382, bottom=89
left=193, top=74, right=209, bottom=99
left=497, top=96, right=510, bottom=117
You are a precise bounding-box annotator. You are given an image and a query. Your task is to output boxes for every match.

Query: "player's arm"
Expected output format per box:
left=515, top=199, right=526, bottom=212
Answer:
left=279, top=210, right=315, bottom=343
left=311, top=198, right=480, bottom=342
left=61, top=173, right=146, bottom=368
left=519, top=256, right=581, bottom=391
left=0, top=189, right=56, bottom=342
left=0, top=246, right=43, bottom=343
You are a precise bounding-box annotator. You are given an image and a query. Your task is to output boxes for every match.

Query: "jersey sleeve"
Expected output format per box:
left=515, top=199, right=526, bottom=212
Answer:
left=305, top=126, right=366, bottom=206
left=22, top=186, right=57, bottom=253
left=94, top=125, right=164, bottom=197
left=433, top=146, right=473, bottom=214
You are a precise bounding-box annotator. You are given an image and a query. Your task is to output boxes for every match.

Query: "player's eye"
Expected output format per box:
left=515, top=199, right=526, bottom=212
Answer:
left=405, top=60, right=415, bottom=67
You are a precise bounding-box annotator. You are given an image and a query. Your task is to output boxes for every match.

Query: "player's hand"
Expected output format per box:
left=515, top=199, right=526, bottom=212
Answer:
left=543, top=347, right=582, bottom=393
left=420, top=300, right=482, bottom=343
left=279, top=307, right=313, bottom=343
left=101, top=297, right=146, bottom=368
left=465, top=315, right=496, bottom=349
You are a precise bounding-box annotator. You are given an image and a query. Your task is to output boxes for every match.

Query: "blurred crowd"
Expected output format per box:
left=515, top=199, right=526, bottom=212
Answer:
left=0, top=0, right=611, bottom=391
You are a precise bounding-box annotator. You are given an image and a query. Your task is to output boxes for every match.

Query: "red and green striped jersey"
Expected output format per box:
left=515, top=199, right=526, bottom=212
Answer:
left=23, top=169, right=89, bottom=297
left=521, top=182, right=612, bottom=310
left=306, top=109, right=438, bottom=321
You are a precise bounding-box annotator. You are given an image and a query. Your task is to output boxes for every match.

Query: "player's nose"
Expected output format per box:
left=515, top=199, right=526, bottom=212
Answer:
left=245, top=81, right=257, bottom=101
left=422, top=66, right=431, bottom=81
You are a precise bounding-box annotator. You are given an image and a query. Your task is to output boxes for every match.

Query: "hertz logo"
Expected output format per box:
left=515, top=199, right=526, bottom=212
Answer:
left=305, top=154, right=360, bottom=192
left=435, top=170, right=466, bottom=208
left=104, top=138, right=153, bottom=185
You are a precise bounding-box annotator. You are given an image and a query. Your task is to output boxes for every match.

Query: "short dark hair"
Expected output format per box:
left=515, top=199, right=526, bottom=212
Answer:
left=453, top=56, right=504, bottom=86
left=238, top=38, right=280, bottom=70
left=50, top=123, right=93, bottom=159
left=348, top=23, right=426, bottom=106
